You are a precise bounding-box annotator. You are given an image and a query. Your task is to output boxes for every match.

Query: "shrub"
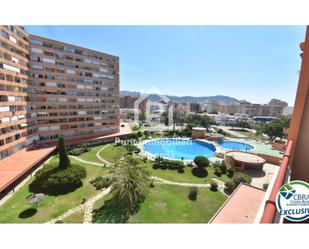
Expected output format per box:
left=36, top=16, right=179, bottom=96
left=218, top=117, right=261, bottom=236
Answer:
left=69, top=148, right=83, bottom=156
left=188, top=186, right=198, bottom=201
left=193, top=156, right=210, bottom=168
left=210, top=181, right=218, bottom=191
left=214, top=167, right=223, bottom=177
left=263, top=183, right=269, bottom=190
left=232, top=172, right=252, bottom=187
left=69, top=145, right=91, bottom=156
left=91, top=176, right=113, bottom=189
left=144, top=130, right=150, bottom=137
left=226, top=167, right=235, bottom=178
left=153, top=158, right=184, bottom=171
left=29, top=163, right=87, bottom=195
left=137, top=131, right=143, bottom=137
left=149, top=179, right=155, bottom=188
left=178, top=168, right=185, bottom=173
left=224, top=180, right=236, bottom=193
left=219, top=161, right=227, bottom=174
left=126, top=144, right=140, bottom=154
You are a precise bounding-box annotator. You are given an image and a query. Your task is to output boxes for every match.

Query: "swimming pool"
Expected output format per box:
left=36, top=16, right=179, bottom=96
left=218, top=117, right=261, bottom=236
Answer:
left=143, top=139, right=216, bottom=160
left=217, top=140, right=254, bottom=151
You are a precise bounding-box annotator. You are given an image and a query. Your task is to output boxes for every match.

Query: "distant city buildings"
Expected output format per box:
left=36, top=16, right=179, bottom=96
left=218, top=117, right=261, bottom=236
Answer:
left=218, top=99, right=288, bottom=118
left=190, top=102, right=203, bottom=113
left=120, top=95, right=147, bottom=113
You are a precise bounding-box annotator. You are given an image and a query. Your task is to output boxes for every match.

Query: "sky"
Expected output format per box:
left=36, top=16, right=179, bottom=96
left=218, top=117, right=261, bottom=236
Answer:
left=26, top=26, right=306, bottom=106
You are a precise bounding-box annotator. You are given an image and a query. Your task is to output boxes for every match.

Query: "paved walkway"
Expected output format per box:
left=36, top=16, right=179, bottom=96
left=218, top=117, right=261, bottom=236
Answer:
left=151, top=176, right=210, bottom=188
left=46, top=187, right=111, bottom=224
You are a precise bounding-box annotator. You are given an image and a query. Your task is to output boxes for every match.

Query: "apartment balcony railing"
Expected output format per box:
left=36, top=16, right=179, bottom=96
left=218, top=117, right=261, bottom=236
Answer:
left=260, top=139, right=294, bottom=223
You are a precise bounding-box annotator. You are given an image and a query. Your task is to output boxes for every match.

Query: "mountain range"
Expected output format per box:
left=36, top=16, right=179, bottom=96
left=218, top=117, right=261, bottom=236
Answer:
left=120, top=90, right=240, bottom=104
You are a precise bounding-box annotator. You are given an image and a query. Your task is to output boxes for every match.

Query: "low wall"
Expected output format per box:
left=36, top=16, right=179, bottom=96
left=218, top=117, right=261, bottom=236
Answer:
left=257, top=153, right=282, bottom=166
left=272, top=141, right=287, bottom=152
left=225, top=150, right=282, bottom=167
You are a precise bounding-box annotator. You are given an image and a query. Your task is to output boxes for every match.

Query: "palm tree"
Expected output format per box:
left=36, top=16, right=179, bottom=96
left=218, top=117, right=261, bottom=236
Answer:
left=110, top=156, right=151, bottom=221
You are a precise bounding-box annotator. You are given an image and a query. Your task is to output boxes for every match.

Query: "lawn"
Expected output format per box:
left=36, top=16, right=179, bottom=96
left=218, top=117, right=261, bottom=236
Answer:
left=229, top=129, right=265, bottom=141
left=98, top=144, right=128, bottom=163
left=0, top=156, right=109, bottom=223
left=77, top=143, right=109, bottom=163
left=93, top=184, right=227, bottom=223
left=149, top=163, right=230, bottom=184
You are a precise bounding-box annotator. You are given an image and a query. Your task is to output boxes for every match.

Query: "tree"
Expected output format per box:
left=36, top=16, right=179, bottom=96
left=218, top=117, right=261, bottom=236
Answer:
left=137, top=130, right=143, bottom=138
left=264, top=121, right=284, bottom=140
left=58, top=136, right=70, bottom=169
left=110, top=157, right=151, bottom=220
left=193, top=156, right=210, bottom=168
left=185, top=114, right=215, bottom=131
left=235, top=118, right=251, bottom=131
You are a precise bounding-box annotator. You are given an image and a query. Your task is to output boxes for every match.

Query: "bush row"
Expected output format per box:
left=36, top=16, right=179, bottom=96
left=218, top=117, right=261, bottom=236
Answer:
left=154, top=157, right=185, bottom=172
left=68, top=145, right=91, bottom=156
left=90, top=176, right=113, bottom=190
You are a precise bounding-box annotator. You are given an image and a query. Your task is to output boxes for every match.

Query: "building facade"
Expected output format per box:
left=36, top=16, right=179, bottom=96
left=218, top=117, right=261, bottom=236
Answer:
left=0, top=26, right=29, bottom=159
left=120, top=95, right=147, bottom=113
left=0, top=25, right=120, bottom=159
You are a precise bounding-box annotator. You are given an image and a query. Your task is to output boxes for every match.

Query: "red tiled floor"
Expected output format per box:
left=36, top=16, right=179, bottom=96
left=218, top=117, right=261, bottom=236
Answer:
left=0, top=147, right=56, bottom=192
left=209, top=183, right=266, bottom=224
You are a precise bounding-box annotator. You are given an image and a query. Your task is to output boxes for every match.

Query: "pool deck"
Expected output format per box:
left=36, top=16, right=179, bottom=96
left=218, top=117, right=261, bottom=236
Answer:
left=222, top=137, right=283, bottom=158
left=138, top=136, right=283, bottom=164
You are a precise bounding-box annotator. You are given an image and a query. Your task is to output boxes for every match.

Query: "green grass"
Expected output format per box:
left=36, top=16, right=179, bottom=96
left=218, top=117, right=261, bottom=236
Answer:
left=0, top=156, right=109, bottom=223
left=98, top=145, right=128, bottom=163
left=229, top=129, right=265, bottom=141
left=62, top=210, right=84, bottom=223
left=94, top=184, right=227, bottom=223
left=77, top=144, right=109, bottom=163
left=149, top=163, right=230, bottom=184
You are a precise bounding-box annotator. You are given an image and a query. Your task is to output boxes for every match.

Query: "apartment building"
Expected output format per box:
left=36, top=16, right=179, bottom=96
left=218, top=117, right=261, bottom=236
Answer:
left=218, top=99, right=287, bottom=117
left=0, top=25, right=120, bottom=159
left=120, top=95, right=147, bottom=113
left=0, top=26, right=29, bottom=159
left=190, top=102, right=203, bottom=113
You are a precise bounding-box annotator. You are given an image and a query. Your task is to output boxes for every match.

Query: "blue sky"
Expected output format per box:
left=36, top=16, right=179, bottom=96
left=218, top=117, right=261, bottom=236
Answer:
left=26, top=26, right=306, bottom=105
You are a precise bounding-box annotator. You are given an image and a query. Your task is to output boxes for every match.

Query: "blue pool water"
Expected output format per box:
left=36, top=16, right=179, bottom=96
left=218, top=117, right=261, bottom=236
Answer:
left=143, top=139, right=216, bottom=160
left=217, top=140, right=254, bottom=151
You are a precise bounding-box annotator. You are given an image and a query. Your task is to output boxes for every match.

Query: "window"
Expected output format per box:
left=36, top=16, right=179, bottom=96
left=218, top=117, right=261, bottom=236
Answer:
left=64, top=47, right=75, bottom=53
left=31, top=47, right=43, bottom=54
left=56, top=54, right=65, bottom=59
left=9, top=35, right=17, bottom=44
left=43, top=42, right=53, bottom=48
left=0, top=30, right=9, bottom=39
left=66, top=69, right=75, bottom=74
left=31, top=64, right=43, bottom=70
left=44, top=51, right=54, bottom=57
left=29, top=39, right=43, bottom=46
left=42, top=57, right=55, bottom=64
left=30, top=56, right=40, bottom=62
left=2, top=63, right=20, bottom=73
